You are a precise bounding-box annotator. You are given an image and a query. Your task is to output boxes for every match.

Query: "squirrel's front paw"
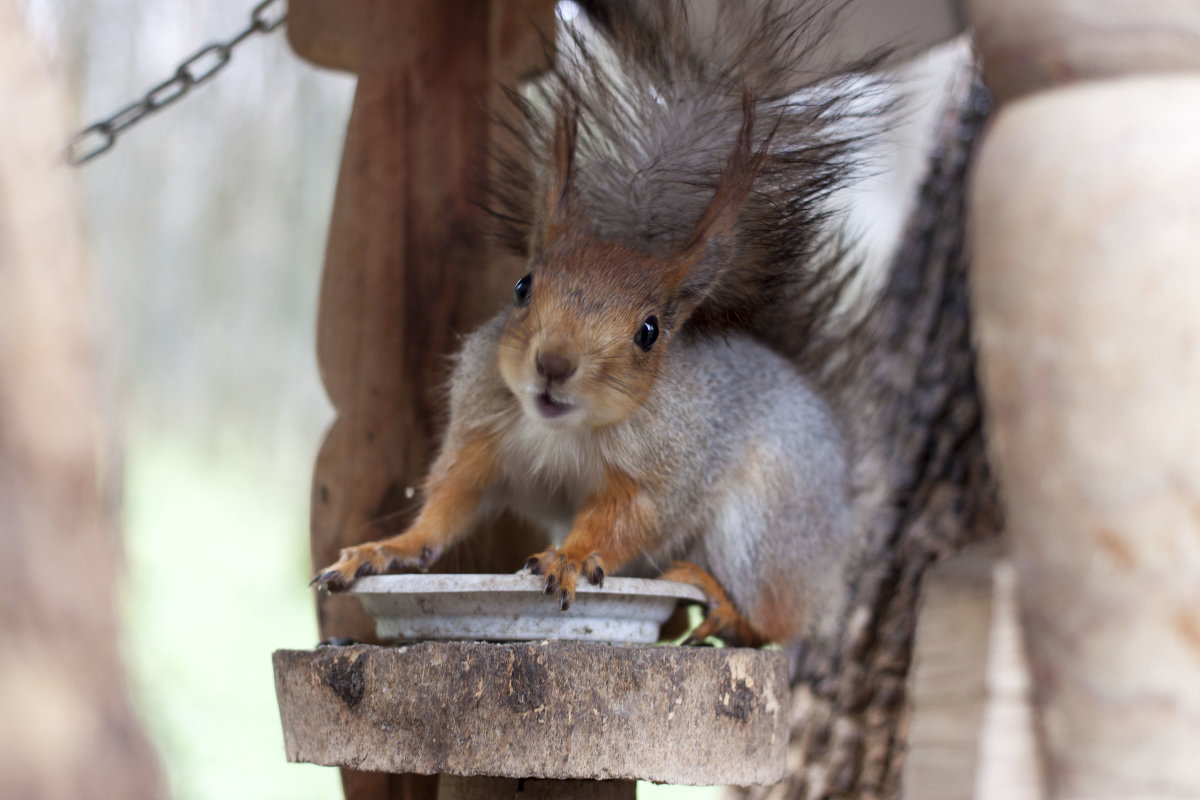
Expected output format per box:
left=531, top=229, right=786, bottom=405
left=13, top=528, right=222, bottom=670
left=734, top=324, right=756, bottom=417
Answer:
left=523, top=547, right=605, bottom=610
left=311, top=538, right=439, bottom=592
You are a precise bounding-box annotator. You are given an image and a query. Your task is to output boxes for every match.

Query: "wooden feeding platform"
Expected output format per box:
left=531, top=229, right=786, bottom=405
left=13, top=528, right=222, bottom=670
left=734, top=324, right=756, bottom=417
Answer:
left=274, top=576, right=790, bottom=795
left=274, top=640, right=789, bottom=795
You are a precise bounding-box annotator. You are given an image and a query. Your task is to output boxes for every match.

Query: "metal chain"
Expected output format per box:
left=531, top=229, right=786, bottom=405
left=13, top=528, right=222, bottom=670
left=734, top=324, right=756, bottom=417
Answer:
left=66, top=0, right=288, bottom=166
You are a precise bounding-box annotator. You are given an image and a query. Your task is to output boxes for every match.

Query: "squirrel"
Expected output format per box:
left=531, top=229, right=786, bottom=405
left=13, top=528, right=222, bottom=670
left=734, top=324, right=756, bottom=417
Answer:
left=312, top=1, right=935, bottom=646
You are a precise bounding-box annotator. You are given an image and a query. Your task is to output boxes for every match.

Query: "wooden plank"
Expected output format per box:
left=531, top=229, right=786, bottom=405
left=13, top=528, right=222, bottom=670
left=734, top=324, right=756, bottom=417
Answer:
left=971, top=75, right=1200, bottom=798
left=274, top=641, right=790, bottom=785
left=968, top=0, right=1200, bottom=102
left=294, top=2, right=554, bottom=796
left=974, top=561, right=1045, bottom=800
left=286, top=0, right=364, bottom=72
left=307, top=0, right=555, bottom=654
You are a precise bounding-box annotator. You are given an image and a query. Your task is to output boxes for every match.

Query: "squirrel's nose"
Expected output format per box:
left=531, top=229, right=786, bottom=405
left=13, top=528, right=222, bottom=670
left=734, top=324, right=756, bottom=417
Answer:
left=536, top=351, right=576, bottom=382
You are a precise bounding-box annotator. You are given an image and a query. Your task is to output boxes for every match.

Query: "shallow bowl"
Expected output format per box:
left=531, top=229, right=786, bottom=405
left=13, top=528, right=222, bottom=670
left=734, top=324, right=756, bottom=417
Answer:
left=350, top=573, right=705, bottom=645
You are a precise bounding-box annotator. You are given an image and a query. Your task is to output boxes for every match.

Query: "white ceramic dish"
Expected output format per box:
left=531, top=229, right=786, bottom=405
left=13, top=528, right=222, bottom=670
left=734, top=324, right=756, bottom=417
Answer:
left=350, top=573, right=706, bottom=645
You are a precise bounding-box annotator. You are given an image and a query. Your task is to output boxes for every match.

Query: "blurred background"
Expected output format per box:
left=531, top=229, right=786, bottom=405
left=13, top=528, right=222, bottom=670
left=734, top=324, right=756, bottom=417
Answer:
left=20, top=0, right=350, bottom=796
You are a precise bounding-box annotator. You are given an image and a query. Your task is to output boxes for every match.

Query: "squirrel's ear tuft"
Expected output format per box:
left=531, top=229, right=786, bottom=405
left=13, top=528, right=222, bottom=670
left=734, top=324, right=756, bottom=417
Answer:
left=668, top=90, right=771, bottom=314
left=539, top=101, right=581, bottom=249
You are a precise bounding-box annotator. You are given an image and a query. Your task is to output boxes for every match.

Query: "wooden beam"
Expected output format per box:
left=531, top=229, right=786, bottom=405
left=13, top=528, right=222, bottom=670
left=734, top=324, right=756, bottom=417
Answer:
left=289, top=1, right=555, bottom=796
left=971, top=77, right=1200, bottom=797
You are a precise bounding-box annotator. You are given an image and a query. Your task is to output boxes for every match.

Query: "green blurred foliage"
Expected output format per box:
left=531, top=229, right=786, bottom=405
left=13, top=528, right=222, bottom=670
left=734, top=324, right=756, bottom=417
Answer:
left=122, top=433, right=339, bottom=799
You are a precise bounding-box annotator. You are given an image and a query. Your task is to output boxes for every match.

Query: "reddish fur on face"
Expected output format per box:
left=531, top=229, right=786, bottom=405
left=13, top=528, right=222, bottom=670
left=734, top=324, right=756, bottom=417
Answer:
left=498, top=95, right=765, bottom=432
left=498, top=228, right=674, bottom=429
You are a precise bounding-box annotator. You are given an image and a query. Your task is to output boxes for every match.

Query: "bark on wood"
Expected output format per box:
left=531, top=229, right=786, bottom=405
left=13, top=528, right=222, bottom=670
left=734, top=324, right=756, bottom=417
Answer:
left=0, top=3, right=163, bottom=798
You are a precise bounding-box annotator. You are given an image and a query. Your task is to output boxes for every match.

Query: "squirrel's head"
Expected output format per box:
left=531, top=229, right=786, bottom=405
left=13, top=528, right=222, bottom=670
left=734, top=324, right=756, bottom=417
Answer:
left=497, top=95, right=765, bottom=430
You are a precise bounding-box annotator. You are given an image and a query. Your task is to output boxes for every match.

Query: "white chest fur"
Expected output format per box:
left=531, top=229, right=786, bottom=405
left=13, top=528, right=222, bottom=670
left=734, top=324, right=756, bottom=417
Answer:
left=489, top=413, right=610, bottom=541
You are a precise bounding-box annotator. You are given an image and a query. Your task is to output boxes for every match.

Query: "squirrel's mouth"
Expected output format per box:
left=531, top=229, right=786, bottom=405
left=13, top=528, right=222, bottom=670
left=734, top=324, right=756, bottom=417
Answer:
left=534, top=391, right=574, bottom=419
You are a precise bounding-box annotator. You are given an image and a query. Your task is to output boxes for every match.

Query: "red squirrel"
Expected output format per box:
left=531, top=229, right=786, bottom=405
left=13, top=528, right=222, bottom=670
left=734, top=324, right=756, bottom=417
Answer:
left=313, top=2, right=904, bottom=646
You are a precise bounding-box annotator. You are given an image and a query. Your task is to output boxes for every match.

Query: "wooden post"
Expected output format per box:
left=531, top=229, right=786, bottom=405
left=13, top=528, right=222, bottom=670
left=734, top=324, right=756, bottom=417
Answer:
left=287, top=1, right=555, bottom=796
left=0, top=2, right=162, bottom=797
left=969, top=1, right=1200, bottom=796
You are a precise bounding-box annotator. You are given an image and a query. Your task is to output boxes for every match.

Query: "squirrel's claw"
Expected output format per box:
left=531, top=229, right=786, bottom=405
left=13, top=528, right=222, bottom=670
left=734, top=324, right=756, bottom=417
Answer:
left=310, top=569, right=350, bottom=592
left=311, top=538, right=436, bottom=593
left=524, top=547, right=606, bottom=611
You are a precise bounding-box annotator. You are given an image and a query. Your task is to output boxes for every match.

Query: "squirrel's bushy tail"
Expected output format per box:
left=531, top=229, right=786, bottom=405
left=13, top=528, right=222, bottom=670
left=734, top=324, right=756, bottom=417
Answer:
left=490, top=0, right=893, bottom=353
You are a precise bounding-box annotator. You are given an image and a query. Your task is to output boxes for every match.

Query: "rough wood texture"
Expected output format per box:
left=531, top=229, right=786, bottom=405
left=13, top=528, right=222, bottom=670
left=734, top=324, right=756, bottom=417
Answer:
left=740, top=77, right=1000, bottom=800
left=437, top=776, right=635, bottom=800
left=969, top=0, right=1200, bottom=102
left=970, top=76, right=1200, bottom=798
left=0, top=3, right=163, bottom=798
left=274, top=642, right=789, bottom=785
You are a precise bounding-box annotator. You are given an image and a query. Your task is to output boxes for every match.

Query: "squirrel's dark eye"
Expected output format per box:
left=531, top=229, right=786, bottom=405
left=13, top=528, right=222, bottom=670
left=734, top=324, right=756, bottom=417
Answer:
left=513, top=273, right=532, bottom=307
left=634, top=315, right=659, bottom=351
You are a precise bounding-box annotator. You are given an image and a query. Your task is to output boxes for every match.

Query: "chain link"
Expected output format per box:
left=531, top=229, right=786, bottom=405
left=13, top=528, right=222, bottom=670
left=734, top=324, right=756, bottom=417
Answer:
left=66, top=0, right=288, bottom=166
